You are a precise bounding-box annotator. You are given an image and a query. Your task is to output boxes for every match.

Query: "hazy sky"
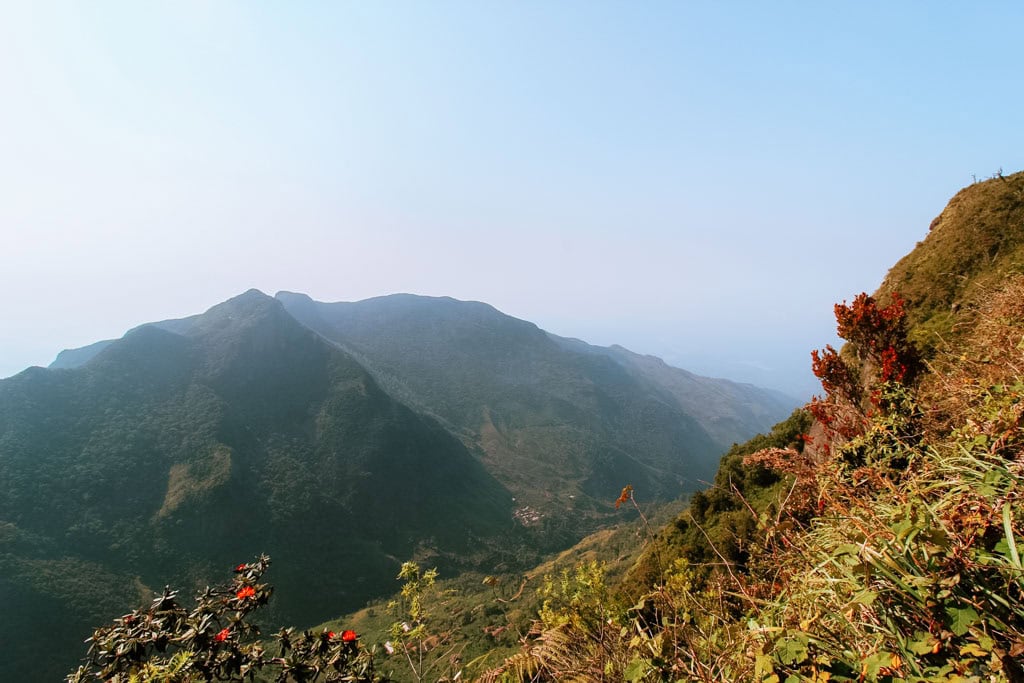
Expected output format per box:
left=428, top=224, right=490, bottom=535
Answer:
left=2, top=2, right=1022, bottom=397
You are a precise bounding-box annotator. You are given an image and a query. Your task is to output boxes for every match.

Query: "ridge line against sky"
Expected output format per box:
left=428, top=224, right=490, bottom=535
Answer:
left=1, top=2, right=1022, bottom=397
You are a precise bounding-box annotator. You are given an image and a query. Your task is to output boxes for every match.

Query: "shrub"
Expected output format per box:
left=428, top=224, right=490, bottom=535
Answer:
left=67, top=556, right=381, bottom=683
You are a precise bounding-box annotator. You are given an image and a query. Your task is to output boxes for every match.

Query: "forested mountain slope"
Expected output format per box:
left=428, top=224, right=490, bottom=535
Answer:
left=277, top=291, right=792, bottom=509
left=4, top=287, right=792, bottom=680
left=1, top=291, right=514, bottom=680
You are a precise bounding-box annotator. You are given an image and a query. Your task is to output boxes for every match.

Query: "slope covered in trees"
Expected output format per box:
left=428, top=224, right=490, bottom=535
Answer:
left=0, top=292, right=515, bottom=680
left=276, top=291, right=793, bottom=508
left=2, top=289, right=792, bottom=680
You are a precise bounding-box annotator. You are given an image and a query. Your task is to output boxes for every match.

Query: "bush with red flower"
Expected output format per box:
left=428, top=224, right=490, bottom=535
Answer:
left=66, top=555, right=382, bottom=683
left=809, top=292, right=920, bottom=447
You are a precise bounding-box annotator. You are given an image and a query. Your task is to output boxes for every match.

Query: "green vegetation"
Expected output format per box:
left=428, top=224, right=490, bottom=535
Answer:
left=19, top=173, right=1024, bottom=680
left=277, top=291, right=794, bottom=506
left=310, top=500, right=686, bottom=683
left=2, top=287, right=786, bottom=680
left=470, top=268, right=1024, bottom=680
left=67, top=557, right=382, bottom=683
left=623, top=408, right=812, bottom=594
left=878, top=170, right=1024, bottom=356
left=0, top=292, right=517, bottom=679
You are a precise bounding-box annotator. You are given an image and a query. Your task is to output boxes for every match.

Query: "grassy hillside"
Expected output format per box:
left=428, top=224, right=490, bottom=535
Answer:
left=877, top=170, right=1024, bottom=355
left=303, top=497, right=687, bottom=683
left=477, top=172, right=1024, bottom=681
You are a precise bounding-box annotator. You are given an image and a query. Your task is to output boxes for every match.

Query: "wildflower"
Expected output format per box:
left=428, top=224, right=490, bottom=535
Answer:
left=327, top=631, right=336, bottom=639
left=214, top=628, right=230, bottom=642
left=384, top=640, right=396, bottom=655
left=342, top=630, right=357, bottom=642
left=614, top=484, right=633, bottom=510
left=236, top=585, right=256, bottom=600
left=234, top=563, right=247, bottom=573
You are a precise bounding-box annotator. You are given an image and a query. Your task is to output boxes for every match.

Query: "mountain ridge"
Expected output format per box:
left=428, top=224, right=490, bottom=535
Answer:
left=0, top=290, right=518, bottom=680
left=48, top=290, right=795, bottom=501
left=274, top=291, right=795, bottom=502
left=2, top=288, right=793, bottom=680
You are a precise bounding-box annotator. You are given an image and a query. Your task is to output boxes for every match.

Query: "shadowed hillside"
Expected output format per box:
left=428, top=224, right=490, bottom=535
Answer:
left=3, top=287, right=794, bottom=681
left=0, top=291, right=514, bottom=680
left=277, top=291, right=793, bottom=513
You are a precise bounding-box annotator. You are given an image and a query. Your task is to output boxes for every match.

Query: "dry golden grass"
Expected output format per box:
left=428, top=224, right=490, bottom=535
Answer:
left=877, top=171, right=1024, bottom=356
left=919, top=274, right=1024, bottom=445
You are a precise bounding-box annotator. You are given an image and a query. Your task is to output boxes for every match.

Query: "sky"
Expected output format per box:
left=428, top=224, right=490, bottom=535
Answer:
left=1, top=2, right=1022, bottom=398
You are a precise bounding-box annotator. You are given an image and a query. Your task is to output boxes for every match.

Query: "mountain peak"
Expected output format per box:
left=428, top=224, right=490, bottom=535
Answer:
left=877, top=170, right=1024, bottom=354
left=275, top=290, right=314, bottom=305
left=221, top=287, right=275, bottom=308
left=192, top=289, right=283, bottom=330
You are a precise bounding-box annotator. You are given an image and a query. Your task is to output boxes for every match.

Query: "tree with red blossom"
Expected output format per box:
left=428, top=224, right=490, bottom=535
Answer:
left=832, top=292, right=919, bottom=386
left=66, top=555, right=383, bottom=683
left=809, top=292, right=919, bottom=445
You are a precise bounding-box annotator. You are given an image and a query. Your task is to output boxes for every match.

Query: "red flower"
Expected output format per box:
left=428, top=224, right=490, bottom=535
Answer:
left=236, top=585, right=256, bottom=600
left=214, top=628, right=230, bottom=642
left=614, top=485, right=633, bottom=510
left=342, top=630, right=357, bottom=642
left=327, top=631, right=336, bottom=639
left=234, top=563, right=247, bottom=573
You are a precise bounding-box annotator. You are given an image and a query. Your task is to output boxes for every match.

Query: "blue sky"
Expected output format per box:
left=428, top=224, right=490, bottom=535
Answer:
left=1, top=2, right=1022, bottom=396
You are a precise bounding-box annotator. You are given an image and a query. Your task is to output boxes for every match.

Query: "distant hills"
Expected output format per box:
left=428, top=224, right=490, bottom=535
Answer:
left=275, top=292, right=793, bottom=504
left=0, top=290, right=793, bottom=680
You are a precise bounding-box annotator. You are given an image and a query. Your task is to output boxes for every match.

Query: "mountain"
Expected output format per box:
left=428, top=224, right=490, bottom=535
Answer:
left=876, top=170, right=1024, bottom=355
left=22, top=174, right=1024, bottom=682
left=1, top=291, right=514, bottom=680
left=5, top=289, right=793, bottom=680
left=548, top=337, right=795, bottom=449
left=276, top=292, right=794, bottom=509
